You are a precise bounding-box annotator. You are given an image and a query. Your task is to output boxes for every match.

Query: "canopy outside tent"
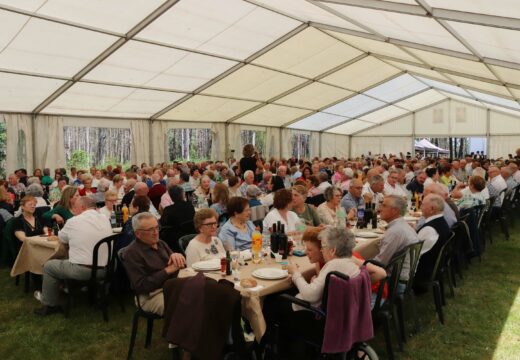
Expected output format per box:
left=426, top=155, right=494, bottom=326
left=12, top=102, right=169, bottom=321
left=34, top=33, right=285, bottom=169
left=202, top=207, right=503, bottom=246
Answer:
left=415, top=138, right=449, bottom=156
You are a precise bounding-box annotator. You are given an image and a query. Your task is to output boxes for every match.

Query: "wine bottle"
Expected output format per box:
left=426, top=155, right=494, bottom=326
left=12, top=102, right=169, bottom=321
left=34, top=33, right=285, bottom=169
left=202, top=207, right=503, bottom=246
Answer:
left=371, top=203, right=378, bottom=229
left=270, top=222, right=278, bottom=257
left=278, top=224, right=288, bottom=260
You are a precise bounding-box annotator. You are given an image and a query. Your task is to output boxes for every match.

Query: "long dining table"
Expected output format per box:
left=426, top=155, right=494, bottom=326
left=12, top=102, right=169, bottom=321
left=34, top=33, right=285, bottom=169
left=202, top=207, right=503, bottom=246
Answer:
left=10, top=235, right=66, bottom=277
left=178, top=230, right=382, bottom=341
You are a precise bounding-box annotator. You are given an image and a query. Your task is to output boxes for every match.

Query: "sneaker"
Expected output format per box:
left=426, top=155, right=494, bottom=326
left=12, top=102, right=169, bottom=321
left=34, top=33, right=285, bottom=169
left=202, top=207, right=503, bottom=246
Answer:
left=34, top=306, right=63, bottom=316
left=33, top=290, right=42, bottom=303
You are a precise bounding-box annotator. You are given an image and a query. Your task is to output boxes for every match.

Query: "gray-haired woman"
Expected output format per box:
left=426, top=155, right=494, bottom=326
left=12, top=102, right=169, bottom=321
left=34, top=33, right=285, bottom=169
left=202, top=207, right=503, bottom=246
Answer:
left=287, top=226, right=386, bottom=310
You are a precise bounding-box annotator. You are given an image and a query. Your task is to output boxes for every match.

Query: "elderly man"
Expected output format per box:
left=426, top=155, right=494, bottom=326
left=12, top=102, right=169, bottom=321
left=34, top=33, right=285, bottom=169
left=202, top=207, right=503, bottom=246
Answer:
left=420, top=183, right=457, bottom=228
left=487, top=166, right=507, bottom=207
left=7, top=173, right=26, bottom=195
left=500, top=166, right=517, bottom=193
left=277, top=165, right=292, bottom=189
left=239, top=170, right=256, bottom=197
left=374, top=195, right=419, bottom=283
left=340, top=178, right=365, bottom=219
left=451, top=160, right=466, bottom=182
left=123, top=212, right=185, bottom=315
left=384, top=169, right=407, bottom=197
left=34, top=197, right=112, bottom=315
left=406, top=171, right=427, bottom=194
left=414, top=194, right=452, bottom=291
left=508, top=161, right=520, bottom=184
left=257, top=171, right=272, bottom=193
left=121, top=178, right=137, bottom=207
left=132, top=182, right=160, bottom=217
left=362, top=174, right=385, bottom=210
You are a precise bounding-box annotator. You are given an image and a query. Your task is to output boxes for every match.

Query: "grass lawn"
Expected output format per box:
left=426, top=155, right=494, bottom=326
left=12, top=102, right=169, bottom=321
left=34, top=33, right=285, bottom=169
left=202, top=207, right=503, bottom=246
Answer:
left=0, top=222, right=519, bottom=360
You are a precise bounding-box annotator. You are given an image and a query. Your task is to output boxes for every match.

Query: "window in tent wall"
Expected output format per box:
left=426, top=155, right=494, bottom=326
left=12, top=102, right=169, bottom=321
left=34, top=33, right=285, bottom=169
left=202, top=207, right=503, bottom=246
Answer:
left=291, top=133, right=310, bottom=160
left=63, top=126, right=132, bottom=170
left=167, top=128, right=212, bottom=162
left=0, top=122, right=5, bottom=178
left=240, top=130, right=266, bottom=157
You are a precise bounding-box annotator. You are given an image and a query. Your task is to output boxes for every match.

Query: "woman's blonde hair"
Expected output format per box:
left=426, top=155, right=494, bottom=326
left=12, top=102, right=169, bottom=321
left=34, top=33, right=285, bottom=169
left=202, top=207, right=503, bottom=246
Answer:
left=292, top=185, right=308, bottom=199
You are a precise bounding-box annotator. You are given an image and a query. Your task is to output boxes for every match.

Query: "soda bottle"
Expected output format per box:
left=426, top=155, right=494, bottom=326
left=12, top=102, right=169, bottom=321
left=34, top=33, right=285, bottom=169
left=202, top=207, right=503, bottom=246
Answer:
left=122, top=204, right=129, bottom=224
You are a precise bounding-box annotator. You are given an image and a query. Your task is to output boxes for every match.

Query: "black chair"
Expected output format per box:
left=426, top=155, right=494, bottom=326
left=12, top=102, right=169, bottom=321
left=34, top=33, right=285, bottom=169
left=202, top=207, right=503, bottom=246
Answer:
left=395, top=241, right=424, bottom=342
left=277, top=270, right=378, bottom=360
left=34, top=206, right=51, bottom=227
left=218, top=212, right=229, bottom=226
left=160, top=220, right=195, bottom=253
left=306, top=194, right=325, bottom=207
left=178, top=234, right=197, bottom=256
left=64, top=233, right=120, bottom=322
left=415, top=232, right=455, bottom=325
left=118, top=248, right=163, bottom=360
left=367, top=250, right=408, bottom=360
left=252, top=219, right=263, bottom=234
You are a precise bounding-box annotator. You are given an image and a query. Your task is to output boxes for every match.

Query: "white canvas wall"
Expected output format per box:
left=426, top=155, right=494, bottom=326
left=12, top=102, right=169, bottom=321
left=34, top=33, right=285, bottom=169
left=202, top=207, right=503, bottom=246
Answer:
left=489, top=136, right=520, bottom=158
left=321, top=133, right=349, bottom=159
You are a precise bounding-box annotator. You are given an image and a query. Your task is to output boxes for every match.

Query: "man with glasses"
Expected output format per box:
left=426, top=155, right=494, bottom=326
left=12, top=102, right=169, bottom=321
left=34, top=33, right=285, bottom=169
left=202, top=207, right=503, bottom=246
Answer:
left=340, top=178, right=365, bottom=220
left=384, top=169, right=407, bottom=197
left=123, top=212, right=185, bottom=316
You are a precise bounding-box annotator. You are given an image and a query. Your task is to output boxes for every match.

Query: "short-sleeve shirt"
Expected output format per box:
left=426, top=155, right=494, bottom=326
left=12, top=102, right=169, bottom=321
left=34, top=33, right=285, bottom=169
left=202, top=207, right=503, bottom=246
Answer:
left=185, top=236, right=226, bottom=267
left=13, top=214, right=44, bottom=237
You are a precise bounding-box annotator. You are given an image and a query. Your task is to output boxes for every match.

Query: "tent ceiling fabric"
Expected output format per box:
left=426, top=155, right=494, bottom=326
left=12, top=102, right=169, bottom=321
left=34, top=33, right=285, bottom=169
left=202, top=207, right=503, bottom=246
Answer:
left=1, top=0, right=520, bottom=134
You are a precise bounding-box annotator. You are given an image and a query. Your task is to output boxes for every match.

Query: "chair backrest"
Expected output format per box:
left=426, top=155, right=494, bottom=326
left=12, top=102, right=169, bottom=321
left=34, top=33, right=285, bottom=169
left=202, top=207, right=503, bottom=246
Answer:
left=430, top=232, right=455, bottom=282
left=252, top=219, right=263, bottom=233
left=379, top=250, right=407, bottom=309
left=117, top=247, right=146, bottom=311
left=178, top=234, right=197, bottom=255
left=402, top=241, right=424, bottom=292
left=91, top=233, right=120, bottom=283
left=218, top=212, right=229, bottom=226
left=1, top=217, right=20, bottom=267
left=250, top=205, right=269, bottom=222
left=306, top=194, right=325, bottom=207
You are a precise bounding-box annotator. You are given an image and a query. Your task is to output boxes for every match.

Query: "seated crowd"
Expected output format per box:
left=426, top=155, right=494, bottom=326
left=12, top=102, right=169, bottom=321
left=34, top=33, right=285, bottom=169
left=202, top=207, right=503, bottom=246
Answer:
left=1, top=144, right=519, bottom=358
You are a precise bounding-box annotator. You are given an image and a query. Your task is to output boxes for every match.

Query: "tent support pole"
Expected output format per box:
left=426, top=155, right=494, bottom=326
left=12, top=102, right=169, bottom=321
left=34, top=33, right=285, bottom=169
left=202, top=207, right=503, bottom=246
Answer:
left=279, top=128, right=283, bottom=159
left=31, top=114, right=36, bottom=172
left=412, top=112, right=416, bottom=157
left=149, top=119, right=153, bottom=165
left=486, top=109, right=491, bottom=157
left=348, top=135, right=352, bottom=159
left=224, top=123, right=229, bottom=161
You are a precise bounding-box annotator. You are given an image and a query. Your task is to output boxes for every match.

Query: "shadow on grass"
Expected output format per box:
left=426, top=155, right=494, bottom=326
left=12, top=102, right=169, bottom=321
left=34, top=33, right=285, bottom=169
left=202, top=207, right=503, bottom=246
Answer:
left=371, top=221, right=520, bottom=360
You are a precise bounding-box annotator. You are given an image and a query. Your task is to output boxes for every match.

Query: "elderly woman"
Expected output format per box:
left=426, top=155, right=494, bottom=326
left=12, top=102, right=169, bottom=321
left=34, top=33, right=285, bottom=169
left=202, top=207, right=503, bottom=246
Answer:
left=452, top=175, right=487, bottom=209
left=291, top=185, right=320, bottom=227
left=185, top=208, right=226, bottom=267
left=78, top=174, right=97, bottom=197
left=210, top=183, right=229, bottom=217
left=194, top=175, right=211, bottom=207
left=246, top=185, right=262, bottom=207
left=190, top=167, right=201, bottom=189
left=218, top=197, right=255, bottom=251
left=48, top=177, right=68, bottom=203
left=14, top=183, right=49, bottom=216
left=99, top=190, right=118, bottom=220
left=316, top=186, right=346, bottom=226
left=302, top=227, right=325, bottom=275
left=13, top=195, right=46, bottom=242
left=42, top=186, right=80, bottom=226
left=110, top=174, right=125, bottom=201
left=262, top=189, right=301, bottom=236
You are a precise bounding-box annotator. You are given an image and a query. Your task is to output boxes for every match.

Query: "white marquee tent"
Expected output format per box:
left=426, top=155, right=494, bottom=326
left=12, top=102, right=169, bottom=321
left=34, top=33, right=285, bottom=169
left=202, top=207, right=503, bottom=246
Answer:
left=2, top=0, right=520, bottom=172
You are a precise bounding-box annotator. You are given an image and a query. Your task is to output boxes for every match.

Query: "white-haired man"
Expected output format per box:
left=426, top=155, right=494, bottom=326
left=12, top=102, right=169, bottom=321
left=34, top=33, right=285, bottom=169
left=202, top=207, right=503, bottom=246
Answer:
left=239, top=170, right=256, bottom=197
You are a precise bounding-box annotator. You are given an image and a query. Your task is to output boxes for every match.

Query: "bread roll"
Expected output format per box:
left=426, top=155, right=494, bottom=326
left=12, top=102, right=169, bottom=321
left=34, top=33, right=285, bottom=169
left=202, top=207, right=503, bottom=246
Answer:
left=240, top=278, right=257, bottom=288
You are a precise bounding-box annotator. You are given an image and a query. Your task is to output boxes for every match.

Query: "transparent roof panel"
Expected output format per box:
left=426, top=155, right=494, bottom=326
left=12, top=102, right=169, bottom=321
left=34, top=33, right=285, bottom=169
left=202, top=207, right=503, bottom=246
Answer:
left=359, top=105, right=408, bottom=124
left=416, top=76, right=472, bottom=97
left=325, top=31, right=417, bottom=62
left=325, top=3, right=469, bottom=53
left=251, top=0, right=367, bottom=32
left=0, top=13, right=117, bottom=77
left=468, top=89, right=520, bottom=110
left=364, top=74, right=427, bottom=103
left=136, top=0, right=301, bottom=59
left=326, top=119, right=374, bottom=135
left=3, top=0, right=166, bottom=34
left=394, top=89, right=446, bottom=111
left=288, top=112, right=350, bottom=131
left=84, top=41, right=237, bottom=92
left=385, top=59, right=452, bottom=82
left=485, top=103, right=520, bottom=117
left=274, top=82, right=353, bottom=110
left=490, top=65, right=520, bottom=87
left=508, top=87, right=520, bottom=100
left=439, top=91, right=481, bottom=106
left=447, top=74, right=512, bottom=98
left=425, top=0, right=520, bottom=20
left=323, top=94, right=385, bottom=118
left=321, top=56, right=401, bottom=92
left=233, top=104, right=311, bottom=127
left=159, top=95, right=259, bottom=122
left=406, top=48, right=497, bottom=80
left=252, top=28, right=363, bottom=78
left=447, top=21, right=520, bottom=64
left=43, top=83, right=185, bottom=118
left=0, top=72, right=65, bottom=112
left=201, top=65, right=307, bottom=102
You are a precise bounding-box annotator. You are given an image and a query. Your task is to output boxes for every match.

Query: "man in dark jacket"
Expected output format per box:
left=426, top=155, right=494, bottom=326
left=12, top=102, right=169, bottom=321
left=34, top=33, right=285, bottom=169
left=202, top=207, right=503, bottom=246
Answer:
left=406, top=171, right=427, bottom=194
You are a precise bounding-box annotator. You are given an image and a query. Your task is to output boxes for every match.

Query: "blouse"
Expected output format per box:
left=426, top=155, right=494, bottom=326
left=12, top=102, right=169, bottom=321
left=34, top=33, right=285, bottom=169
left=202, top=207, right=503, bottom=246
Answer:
left=218, top=220, right=255, bottom=251
left=316, top=203, right=346, bottom=226
left=13, top=214, right=45, bottom=238
left=185, top=236, right=226, bottom=267
left=262, top=208, right=300, bottom=236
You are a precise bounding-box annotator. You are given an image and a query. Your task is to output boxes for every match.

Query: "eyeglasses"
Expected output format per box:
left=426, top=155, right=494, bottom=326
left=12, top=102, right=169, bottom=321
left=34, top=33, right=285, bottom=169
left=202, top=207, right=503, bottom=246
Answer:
left=138, top=226, right=160, bottom=233
left=201, top=222, right=218, bottom=227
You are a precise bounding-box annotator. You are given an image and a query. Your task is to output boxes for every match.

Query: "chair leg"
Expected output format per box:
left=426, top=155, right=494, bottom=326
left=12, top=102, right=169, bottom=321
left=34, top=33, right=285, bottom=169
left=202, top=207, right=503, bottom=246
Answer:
left=395, top=296, right=407, bottom=344
left=499, top=215, right=510, bottom=240
left=392, top=306, right=404, bottom=351
left=145, top=318, right=154, bottom=349
left=409, top=291, right=420, bottom=335
left=438, top=273, right=446, bottom=306
left=381, top=315, right=394, bottom=360
left=446, top=265, right=455, bottom=298
left=432, top=282, right=444, bottom=325
left=127, top=312, right=139, bottom=360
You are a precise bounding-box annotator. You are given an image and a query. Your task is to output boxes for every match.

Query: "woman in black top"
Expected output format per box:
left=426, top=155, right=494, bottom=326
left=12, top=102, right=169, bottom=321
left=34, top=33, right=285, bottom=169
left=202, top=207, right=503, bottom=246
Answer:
left=160, top=185, right=196, bottom=252
left=239, top=144, right=259, bottom=179
left=0, top=186, right=14, bottom=215
left=13, top=195, right=45, bottom=242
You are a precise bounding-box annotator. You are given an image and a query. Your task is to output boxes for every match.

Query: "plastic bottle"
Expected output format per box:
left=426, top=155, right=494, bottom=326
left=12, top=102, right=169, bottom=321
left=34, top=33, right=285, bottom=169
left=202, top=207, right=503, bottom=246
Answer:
left=122, top=204, right=129, bottom=224
left=251, top=227, right=262, bottom=264
left=110, top=205, right=117, bottom=228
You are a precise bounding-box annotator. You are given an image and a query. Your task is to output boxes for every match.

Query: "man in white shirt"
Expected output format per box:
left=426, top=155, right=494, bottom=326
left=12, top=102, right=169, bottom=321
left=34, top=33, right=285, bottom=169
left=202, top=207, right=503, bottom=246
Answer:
left=488, top=166, right=508, bottom=207
left=384, top=169, right=407, bottom=197
left=34, top=196, right=113, bottom=315
left=362, top=174, right=385, bottom=210
left=509, top=161, right=520, bottom=184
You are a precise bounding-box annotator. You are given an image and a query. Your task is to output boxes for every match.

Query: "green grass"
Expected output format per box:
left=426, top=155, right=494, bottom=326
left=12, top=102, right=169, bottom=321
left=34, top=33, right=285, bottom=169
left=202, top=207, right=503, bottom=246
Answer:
left=1, top=223, right=519, bottom=359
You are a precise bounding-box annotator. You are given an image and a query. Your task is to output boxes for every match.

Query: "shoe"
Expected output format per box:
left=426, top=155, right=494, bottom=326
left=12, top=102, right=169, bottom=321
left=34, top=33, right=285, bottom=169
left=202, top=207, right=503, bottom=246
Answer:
left=34, top=290, right=42, bottom=303
left=34, top=306, right=63, bottom=316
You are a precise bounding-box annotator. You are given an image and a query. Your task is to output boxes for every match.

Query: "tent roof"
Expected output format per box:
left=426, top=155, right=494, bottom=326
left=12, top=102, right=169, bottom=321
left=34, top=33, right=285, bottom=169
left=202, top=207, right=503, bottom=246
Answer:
left=1, top=0, right=520, bottom=134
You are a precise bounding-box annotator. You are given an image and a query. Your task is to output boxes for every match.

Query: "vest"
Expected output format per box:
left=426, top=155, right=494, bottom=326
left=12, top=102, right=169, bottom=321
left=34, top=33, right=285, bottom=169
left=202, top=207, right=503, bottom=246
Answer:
left=415, top=216, right=451, bottom=283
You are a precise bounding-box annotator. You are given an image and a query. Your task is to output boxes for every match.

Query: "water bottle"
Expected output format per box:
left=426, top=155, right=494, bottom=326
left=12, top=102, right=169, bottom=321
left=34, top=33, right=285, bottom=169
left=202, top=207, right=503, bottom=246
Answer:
left=110, top=205, right=117, bottom=228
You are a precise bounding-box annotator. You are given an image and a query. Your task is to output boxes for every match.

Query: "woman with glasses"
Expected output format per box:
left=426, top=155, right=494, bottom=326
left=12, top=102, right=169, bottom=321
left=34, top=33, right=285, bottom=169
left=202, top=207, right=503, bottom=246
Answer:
left=218, top=197, right=255, bottom=251
left=316, top=186, right=345, bottom=226
left=185, top=208, right=226, bottom=267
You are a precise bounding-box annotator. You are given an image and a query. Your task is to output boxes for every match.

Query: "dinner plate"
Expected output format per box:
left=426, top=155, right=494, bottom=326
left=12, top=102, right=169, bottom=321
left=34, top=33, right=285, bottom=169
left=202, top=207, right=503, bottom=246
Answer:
left=355, top=231, right=379, bottom=238
left=252, top=268, right=288, bottom=280
left=192, top=259, right=221, bottom=271
left=404, top=216, right=419, bottom=222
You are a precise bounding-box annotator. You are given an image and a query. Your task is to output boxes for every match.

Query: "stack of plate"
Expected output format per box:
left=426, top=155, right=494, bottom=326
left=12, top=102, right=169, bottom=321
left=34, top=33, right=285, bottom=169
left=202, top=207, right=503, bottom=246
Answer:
left=251, top=268, right=288, bottom=280
left=355, top=231, right=379, bottom=238
left=192, top=259, right=221, bottom=271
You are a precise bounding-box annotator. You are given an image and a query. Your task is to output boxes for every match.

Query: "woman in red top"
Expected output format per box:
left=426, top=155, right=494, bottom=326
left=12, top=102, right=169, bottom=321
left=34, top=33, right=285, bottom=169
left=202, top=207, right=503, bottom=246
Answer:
left=78, top=174, right=97, bottom=197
